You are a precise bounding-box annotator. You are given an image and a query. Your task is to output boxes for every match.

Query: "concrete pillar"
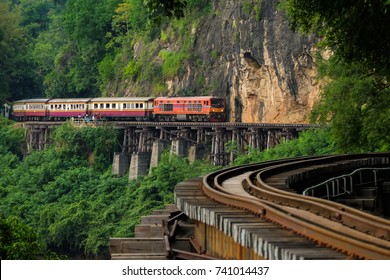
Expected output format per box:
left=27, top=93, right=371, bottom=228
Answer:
left=188, top=144, right=206, bottom=163
left=112, top=152, right=130, bottom=176
left=150, top=140, right=168, bottom=169
left=129, top=152, right=151, bottom=180
left=170, top=139, right=188, bottom=157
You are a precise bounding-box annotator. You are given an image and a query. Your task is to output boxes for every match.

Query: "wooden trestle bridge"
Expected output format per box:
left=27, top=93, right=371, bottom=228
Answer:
left=23, top=121, right=316, bottom=177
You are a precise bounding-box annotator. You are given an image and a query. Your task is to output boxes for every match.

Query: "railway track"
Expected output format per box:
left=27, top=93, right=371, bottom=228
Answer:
left=176, top=153, right=390, bottom=259
left=22, top=120, right=317, bottom=129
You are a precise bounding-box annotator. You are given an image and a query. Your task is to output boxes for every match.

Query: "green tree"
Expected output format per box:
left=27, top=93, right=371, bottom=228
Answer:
left=312, top=57, right=390, bottom=152
left=0, top=117, right=25, bottom=156
left=233, top=128, right=335, bottom=165
left=0, top=215, right=45, bottom=259
left=0, top=1, right=39, bottom=101
left=283, top=0, right=390, bottom=77
left=283, top=0, right=390, bottom=152
left=52, top=122, right=119, bottom=170
left=19, top=0, right=54, bottom=38
left=144, top=0, right=187, bottom=23
left=43, top=0, right=121, bottom=97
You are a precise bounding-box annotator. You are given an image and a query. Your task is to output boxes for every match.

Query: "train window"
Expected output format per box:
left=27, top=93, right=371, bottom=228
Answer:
left=94, top=104, right=98, bottom=109
left=211, top=98, right=224, bottom=107
left=123, top=103, right=126, bottom=109
left=136, top=103, right=139, bottom=108
left=184, top=101, right=186, bottom=103
left=106, top=103, right=110, bottom=109
left=163, top=104, right=173, bottom=111
left=140, top=103, right=143, bottom=108
left=177, top=101, right=180, bottom=103
left=51, top=105, right=54, bottom=109
left=112, top=103, right=116, bottom=109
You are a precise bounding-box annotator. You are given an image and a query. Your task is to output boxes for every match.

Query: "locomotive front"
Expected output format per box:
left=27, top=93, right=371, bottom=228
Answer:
left=209, top=97, right=225, bottom=122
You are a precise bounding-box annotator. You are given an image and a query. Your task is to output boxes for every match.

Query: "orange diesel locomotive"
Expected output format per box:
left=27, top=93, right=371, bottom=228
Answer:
left=153, top=96, right=225, bottom=122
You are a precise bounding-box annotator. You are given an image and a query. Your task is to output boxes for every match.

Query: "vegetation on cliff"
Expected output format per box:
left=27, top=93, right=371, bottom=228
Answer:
left=0, top=0, right=211, bottom=101
left=283, top=0, right=390, bottom=152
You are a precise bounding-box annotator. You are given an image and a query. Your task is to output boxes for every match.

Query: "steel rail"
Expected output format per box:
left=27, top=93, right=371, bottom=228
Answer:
left=202, top=153, right=390, bottom=259
left=22, top=120, right=319, bottom=129
left=252, top=154, right=390, bottom=238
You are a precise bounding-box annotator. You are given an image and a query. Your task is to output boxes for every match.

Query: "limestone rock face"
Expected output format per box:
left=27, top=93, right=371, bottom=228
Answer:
left=170, top=0, right=320, bottom=123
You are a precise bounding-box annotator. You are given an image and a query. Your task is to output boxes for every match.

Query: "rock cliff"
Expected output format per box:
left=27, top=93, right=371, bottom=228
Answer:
left=124, top=0, right=320, bottom=124
left=170, top=0, right=319, bottom=123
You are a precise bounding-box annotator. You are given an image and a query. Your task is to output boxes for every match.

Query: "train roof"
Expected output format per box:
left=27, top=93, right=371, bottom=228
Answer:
left=90, top=97, right=154, bottom=102
left=13, top=98, right=51, bottom=103
left=47, top=98, right=92, bottom=103
left=154, top=96, right=223, bottom=100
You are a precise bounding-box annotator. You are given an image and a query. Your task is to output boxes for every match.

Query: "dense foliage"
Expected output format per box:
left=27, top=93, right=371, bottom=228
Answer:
left=232, top=128, right=335, bottom=165
left=311, top=57, right=390, bottom=152
left=0, top=1, right=39, bottom=101
left=0, top=0, right=210, bottom=101
left=0, top=119, right=219, bottom=259
left=0, top=215, right=49, bottom=259
left=283, top=0, right=390, bottom=152
left=282, top=0, right=390, bottom=77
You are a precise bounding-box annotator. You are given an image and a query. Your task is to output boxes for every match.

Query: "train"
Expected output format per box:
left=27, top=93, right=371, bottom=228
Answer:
left=9, top=96, right=226, bottom=122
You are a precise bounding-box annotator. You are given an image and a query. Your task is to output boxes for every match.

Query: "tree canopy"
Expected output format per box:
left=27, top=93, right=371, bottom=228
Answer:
left=283, top=0, right=390, bottom=152
left=283, top=0, right=390, bottom=77
left=144, top=0, right=187, bottom=23
left=0, top=119, right=220, bottom=258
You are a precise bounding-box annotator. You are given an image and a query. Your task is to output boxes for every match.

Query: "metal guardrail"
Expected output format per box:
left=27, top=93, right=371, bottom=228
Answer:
left=303, top=167, right=390, bottom=199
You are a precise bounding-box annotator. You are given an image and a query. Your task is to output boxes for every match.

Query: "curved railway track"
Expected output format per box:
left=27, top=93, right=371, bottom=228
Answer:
left=177, top=153, right=390, bottom=259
